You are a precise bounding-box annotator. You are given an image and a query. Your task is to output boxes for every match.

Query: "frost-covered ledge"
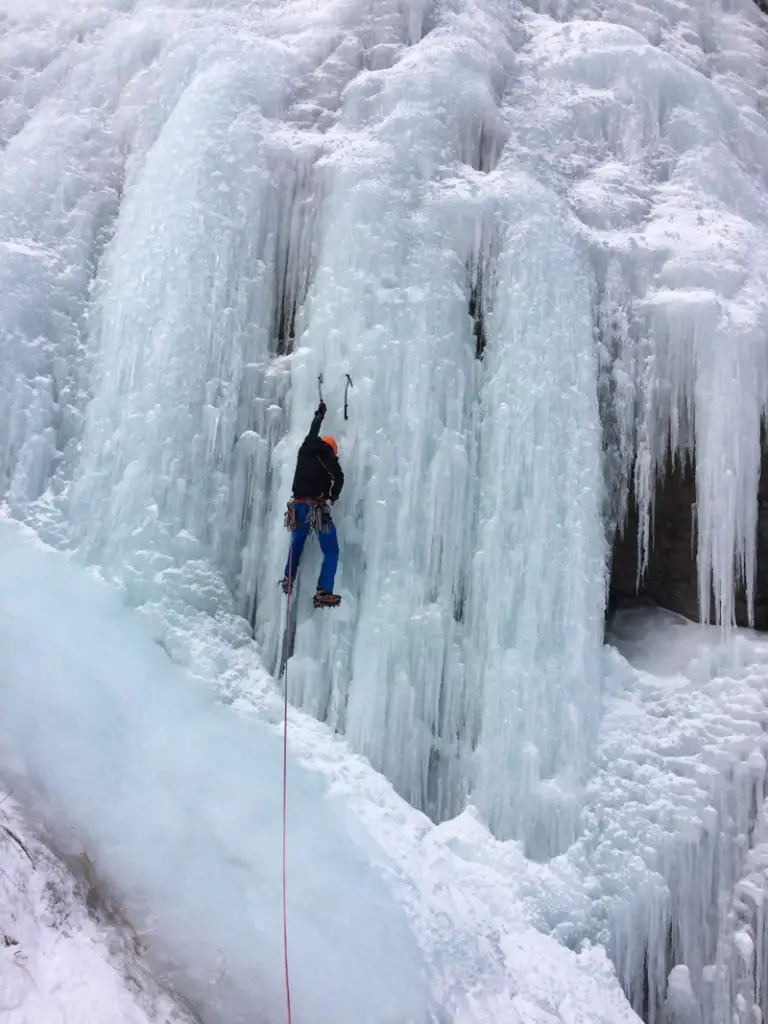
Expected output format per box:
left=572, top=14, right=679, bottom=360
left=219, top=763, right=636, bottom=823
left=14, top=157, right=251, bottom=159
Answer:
left=0, top=788, right=193, bottom=1024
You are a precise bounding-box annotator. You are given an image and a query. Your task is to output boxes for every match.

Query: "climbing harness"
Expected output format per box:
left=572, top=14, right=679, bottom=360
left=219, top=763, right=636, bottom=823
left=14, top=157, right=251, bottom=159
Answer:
left=280, top=546, right=294, bottom=1024
left=284, top=497, right=332, bottom=534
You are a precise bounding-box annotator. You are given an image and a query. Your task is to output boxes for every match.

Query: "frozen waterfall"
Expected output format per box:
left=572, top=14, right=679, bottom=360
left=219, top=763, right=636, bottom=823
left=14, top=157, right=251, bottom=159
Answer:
left=2, top=0, right=768, bottom=1020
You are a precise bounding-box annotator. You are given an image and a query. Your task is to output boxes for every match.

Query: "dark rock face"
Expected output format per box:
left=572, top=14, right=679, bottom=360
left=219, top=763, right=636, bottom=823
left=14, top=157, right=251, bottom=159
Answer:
left=752, top=453, right=768, bottom=629
left=609, top=446, right=768, bottom=631
left=610, top=462, right=700, bottom=622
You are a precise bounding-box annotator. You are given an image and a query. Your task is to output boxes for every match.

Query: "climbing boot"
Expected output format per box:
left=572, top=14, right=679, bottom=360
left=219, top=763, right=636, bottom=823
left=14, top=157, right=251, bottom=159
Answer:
left=280, top=576, right=294, bottom=596
left=313, top=589, right=341, bottom=609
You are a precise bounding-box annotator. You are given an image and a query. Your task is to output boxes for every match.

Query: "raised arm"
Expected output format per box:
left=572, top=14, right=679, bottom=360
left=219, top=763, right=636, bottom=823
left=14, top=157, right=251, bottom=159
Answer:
left=303, top=401, right=326, bottom=444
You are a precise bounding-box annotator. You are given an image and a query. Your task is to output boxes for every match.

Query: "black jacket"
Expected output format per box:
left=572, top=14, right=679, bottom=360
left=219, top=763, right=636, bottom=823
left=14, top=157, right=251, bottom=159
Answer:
left=292, top=411, right=344, bottom=502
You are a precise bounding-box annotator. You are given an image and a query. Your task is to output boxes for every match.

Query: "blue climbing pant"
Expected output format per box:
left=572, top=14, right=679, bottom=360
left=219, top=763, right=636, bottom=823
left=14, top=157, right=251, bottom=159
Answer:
left=284, top=502, right=339, bottom=593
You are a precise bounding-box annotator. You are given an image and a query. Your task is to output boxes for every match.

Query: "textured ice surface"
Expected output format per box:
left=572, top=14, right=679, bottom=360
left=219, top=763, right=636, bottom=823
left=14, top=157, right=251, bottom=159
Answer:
left=1, top=0, right=768, bottom=1021
left=1, top=0, right=767, bottom=845
left=565, top=604, right=768, bottom=1024
left=1, top=0, right=766, bottom=855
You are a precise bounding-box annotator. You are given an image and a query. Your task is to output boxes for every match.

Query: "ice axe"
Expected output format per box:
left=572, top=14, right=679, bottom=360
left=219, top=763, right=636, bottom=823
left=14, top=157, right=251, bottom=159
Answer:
left=316, top=371, right=352, bottom=419
left=343, top=374, right=353, bottom=421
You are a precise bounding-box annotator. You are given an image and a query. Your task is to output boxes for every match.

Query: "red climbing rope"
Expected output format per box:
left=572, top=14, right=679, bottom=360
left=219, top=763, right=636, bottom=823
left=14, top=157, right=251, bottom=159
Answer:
left=281, top=548, right=293, bottom=1024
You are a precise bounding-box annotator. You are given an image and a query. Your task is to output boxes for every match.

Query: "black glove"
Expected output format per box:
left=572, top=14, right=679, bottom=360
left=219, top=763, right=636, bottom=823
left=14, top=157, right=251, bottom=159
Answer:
left=316, top=401, right=327, bottom=419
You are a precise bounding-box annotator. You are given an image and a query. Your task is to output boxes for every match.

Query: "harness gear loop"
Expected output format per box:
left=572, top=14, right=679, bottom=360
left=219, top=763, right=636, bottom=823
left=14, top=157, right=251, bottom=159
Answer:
left=284, top=500, right=297, bottom=531
left=284, top=498, right=332, bottom=534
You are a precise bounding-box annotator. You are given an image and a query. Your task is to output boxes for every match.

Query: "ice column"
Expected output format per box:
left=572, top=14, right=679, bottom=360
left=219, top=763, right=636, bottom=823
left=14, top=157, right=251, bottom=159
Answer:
left=470, top=175, right=606, bottom=853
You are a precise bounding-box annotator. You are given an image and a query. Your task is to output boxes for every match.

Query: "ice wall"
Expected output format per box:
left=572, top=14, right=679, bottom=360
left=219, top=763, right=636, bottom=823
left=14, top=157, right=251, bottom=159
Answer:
left=249, top=4, right=606, bottom=849
left=1, top=0, right=768, bottom=1019
left=1, top=0, right=767, bottom=855
left=506, top=2, right=768, bottom=628
left=582, top=607, right=768, bottom=1024
left=0, top=0, right=610, bottom=851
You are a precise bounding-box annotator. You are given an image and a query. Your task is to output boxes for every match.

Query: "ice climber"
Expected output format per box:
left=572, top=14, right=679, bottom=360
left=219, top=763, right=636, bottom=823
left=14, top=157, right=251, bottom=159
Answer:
left=281, top=400, right=344, bottom=608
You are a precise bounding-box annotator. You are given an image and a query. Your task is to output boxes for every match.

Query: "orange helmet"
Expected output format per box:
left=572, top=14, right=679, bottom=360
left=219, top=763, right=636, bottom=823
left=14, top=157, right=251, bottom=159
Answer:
left=321, top=436, right=338, bottom=457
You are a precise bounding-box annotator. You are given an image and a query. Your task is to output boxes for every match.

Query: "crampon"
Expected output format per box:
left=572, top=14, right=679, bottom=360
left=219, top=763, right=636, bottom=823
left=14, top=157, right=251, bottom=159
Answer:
left=313, top=590, right=341, bottom=609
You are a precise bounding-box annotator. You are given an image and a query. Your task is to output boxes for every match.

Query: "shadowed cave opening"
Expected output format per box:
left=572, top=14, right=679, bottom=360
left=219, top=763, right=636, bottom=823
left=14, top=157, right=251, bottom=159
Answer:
left=608, top=444, right=768, bottom=631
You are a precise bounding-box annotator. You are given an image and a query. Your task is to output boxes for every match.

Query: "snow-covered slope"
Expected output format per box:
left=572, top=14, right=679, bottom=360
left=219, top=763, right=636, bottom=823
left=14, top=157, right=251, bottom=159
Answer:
left=5, top=518, right=768, bottom=1024
left=0, top=788, right=194, bottom=1024
left=0, top=517, right=640, bottom=1024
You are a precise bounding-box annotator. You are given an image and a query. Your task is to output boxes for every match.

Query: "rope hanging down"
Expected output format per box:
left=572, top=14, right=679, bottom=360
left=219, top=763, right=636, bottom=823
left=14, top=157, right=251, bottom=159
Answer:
left=280, top=369, right=350, bottom=1024
left=281, top=546, right=294, bottom=1024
